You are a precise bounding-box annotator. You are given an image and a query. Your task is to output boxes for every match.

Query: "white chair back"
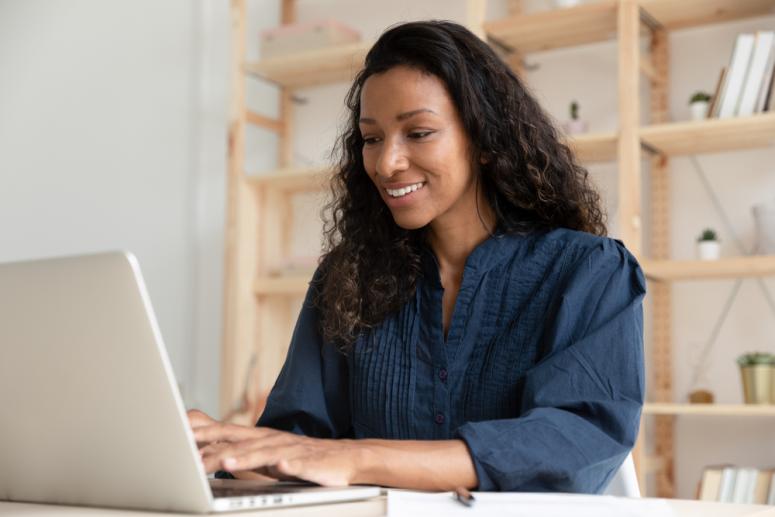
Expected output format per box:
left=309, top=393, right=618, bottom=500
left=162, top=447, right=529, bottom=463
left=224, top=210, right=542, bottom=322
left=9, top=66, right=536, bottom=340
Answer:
left=602, top=452, right=640, bottom=497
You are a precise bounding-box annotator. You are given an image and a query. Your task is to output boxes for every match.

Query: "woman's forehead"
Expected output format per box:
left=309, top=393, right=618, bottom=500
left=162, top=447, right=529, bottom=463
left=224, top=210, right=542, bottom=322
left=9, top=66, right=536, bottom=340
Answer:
left=360, top=67, right=454, bottom=119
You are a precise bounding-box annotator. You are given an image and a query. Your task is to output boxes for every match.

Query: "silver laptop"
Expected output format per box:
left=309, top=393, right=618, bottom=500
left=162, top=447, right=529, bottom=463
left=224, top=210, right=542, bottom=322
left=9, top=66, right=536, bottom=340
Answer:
left=0, top=251, right=380, bottom=513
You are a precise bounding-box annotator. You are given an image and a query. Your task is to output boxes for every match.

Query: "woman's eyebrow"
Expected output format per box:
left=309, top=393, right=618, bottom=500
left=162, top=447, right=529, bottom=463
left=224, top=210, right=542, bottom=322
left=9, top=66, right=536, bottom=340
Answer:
left=359, top=108, right=438, bottom=125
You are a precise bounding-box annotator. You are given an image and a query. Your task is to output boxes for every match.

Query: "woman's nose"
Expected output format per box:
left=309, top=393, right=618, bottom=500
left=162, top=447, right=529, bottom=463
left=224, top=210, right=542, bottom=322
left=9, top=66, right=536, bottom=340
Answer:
left=375, top=139, right=409, bottom=178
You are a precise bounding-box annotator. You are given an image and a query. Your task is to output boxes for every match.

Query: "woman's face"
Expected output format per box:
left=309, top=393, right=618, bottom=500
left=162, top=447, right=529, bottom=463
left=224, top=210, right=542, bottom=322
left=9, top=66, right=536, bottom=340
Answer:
left=359, top=65, right=480, bottom=231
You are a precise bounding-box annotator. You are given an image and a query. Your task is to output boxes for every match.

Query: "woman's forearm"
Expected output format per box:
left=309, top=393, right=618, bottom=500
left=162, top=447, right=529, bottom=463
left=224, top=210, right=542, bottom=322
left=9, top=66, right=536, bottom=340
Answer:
left=351, top=438, right=478, bottom=490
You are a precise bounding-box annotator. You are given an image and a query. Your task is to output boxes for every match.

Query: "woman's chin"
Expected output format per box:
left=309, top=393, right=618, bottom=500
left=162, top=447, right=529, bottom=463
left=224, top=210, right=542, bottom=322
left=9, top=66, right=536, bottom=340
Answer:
left=391, top=212, right=431, bottom=231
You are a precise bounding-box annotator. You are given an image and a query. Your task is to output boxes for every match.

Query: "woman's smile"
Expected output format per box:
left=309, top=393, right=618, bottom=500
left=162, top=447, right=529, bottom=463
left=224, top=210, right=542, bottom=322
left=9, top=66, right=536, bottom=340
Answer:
left=382, top=180, right=427, bottom=208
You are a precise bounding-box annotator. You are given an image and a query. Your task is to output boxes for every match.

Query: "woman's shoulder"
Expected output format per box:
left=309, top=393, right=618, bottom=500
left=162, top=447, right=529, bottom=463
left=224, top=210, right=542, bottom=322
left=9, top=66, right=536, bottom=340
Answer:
left=519, top=227, right=637, bottom=263
left=498, top=228, right=643, bottom=288
left=539, top=228, right=645, bottom=295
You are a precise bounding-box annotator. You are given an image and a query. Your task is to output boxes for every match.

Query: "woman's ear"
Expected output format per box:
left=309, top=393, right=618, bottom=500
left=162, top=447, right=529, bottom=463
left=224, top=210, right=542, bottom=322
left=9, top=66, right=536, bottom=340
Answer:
left=479, top=152, right=491, bottom=165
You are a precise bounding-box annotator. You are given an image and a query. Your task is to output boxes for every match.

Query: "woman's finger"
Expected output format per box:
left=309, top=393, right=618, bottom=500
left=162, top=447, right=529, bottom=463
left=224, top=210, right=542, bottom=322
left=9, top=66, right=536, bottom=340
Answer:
left=187, top=409, right=217, bottom=429
left=193, top=423, right=272, bottom=446
left=199, top=441, right=230, bottom=457
left=210, top=442, right=307, bottom=474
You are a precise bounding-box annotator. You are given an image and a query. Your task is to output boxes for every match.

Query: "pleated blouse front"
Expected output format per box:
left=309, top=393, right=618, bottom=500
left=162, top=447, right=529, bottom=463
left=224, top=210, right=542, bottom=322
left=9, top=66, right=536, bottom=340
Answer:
left=257, top=228, right=646, bottom=492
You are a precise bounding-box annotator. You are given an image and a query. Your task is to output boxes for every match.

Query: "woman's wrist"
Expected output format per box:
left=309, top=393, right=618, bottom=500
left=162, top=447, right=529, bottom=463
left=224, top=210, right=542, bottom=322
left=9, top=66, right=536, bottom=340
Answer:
left=343, top=438, right=478, bottom=490
left=346, top=439, right=378, bottom=486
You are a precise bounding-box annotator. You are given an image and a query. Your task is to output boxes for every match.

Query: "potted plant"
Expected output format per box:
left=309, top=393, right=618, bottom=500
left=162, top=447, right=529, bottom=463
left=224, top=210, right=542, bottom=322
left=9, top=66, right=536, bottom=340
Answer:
left=697, top=228, right=721, bottom=260
left=689, top=91, right=712, bottom=121
left=562, top=100, right=588, bottom=135
left=737, top=352, right=775, bottom=404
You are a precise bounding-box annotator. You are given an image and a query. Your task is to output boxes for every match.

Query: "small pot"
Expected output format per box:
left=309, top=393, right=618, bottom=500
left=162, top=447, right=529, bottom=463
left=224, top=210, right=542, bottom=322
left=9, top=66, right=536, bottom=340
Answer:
left=697, top=240, right=721, bottom=260
left=771, top=364, right=775, bottom=403
left=740, top=364, right=772, bottom=404
left=690, top=100, right=709, bottom=121
left=554, top=0, right=583, bottom=7
left=563, top=119, right=588, bottom=135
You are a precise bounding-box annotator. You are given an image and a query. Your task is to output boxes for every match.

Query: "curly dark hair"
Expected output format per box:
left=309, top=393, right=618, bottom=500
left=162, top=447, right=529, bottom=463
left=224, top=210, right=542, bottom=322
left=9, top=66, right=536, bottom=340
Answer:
left=318, top=20, right=606, bottom=350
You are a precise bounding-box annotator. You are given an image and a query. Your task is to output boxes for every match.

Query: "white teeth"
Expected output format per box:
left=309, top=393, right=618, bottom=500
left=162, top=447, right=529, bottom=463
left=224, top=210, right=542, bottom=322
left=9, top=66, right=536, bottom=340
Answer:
left=387, top=182, right=424, bottom=198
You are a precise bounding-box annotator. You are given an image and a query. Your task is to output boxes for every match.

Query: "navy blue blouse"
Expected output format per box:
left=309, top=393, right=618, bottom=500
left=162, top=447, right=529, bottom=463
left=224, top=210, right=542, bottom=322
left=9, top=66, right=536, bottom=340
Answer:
left=256, top=228, right=646, bottom=493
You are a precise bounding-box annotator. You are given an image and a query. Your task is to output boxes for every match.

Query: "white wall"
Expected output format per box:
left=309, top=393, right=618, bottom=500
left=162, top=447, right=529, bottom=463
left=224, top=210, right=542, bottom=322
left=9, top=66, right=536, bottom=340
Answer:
left=3, top=0, right=774, bottom=498
left=0, top=0, right=214, bottom=409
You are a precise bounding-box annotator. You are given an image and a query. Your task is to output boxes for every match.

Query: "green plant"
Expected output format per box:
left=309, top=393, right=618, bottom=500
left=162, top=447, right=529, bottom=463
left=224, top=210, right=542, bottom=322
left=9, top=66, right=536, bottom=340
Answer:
left=697, top=228, right=718, bottom=242
left=689, top=91, right=712, bottom=104
left=569, top=100, right=579, bottom=120
left=737, top=352, right=775, bottom=366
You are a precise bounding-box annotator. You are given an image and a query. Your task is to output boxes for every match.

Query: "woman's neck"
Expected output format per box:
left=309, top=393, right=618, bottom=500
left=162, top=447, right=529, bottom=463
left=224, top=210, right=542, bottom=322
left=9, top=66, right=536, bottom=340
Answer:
left=427, top=201, right=496, bottom=274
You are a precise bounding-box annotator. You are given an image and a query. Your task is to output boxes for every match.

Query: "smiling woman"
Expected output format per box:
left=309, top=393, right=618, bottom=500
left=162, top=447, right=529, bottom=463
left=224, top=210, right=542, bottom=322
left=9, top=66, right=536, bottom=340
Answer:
left=190, top=20, right=645, bottom=494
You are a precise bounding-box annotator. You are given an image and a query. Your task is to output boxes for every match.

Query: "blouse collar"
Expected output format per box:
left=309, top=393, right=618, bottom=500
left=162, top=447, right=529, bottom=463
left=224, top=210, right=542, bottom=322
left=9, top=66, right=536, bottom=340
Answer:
left=419, top=230, right=514, bottom=288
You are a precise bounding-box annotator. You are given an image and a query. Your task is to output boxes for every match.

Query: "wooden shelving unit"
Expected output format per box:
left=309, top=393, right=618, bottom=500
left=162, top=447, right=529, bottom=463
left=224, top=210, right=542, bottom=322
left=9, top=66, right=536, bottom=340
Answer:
left=643, top=256, right=775, bottom=282
left=484, top=0, right=775, bottom=54
left=223, top=0, right=775, bottom=498
left=244, top=41, right=371, bottom=88
left=484, top=1, right=618, bottom=53
left=640, top=0, right=775, bottom=30
left=641, top=112, right=775, bottom=156
left=566, top=132, right=618, bottom=163
left=644, top=403, right=775, bottom=417
left=247, top=167, right=331, bottom=192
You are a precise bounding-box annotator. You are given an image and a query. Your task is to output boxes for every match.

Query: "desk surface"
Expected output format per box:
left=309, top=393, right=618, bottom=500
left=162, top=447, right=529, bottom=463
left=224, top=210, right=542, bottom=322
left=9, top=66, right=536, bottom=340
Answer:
left=1, top=495, right=774, bottom=517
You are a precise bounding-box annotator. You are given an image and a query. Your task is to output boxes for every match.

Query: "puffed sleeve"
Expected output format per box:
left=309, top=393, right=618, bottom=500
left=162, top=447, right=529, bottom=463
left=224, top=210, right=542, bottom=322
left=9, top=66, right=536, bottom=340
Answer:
left=255, top=269, right=352, bottom=438
left=454, top=238, right=646, bottom=493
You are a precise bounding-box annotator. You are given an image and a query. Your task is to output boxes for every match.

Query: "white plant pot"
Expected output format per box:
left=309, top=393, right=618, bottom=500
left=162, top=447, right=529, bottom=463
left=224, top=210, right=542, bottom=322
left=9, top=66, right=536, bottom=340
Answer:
left=690, top=101, right=709, bottom=121
left=563, top=119, right=588, bottom=135
left=697, top=241, right=721, bottom=260
left=554, top=0, right=583, bottom=7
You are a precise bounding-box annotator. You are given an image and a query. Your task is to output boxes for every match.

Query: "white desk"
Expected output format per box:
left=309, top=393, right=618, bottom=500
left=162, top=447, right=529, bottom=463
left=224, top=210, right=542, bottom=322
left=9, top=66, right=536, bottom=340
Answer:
left=1, top=495, right=774, bottom=516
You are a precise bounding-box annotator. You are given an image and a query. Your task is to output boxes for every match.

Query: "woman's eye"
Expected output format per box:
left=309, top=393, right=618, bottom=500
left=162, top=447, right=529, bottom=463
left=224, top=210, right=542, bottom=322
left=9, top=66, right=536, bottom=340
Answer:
left=409, top=131, right=433, bottom=140
left=362, top=136, right=380, bottom=145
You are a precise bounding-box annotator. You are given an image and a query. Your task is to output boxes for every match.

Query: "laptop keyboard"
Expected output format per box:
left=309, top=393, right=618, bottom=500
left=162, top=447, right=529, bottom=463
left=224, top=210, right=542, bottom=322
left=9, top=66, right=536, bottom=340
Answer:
left=211, top=483, right=309, bottom=498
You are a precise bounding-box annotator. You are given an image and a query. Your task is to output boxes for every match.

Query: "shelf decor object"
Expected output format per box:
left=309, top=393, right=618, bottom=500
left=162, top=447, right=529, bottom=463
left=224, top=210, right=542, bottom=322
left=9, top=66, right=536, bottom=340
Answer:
left=737, top=352, right=775, bottom=404
left=697, top=228, right=721, bottom=261
left=689, top=91, right=712, bottom=121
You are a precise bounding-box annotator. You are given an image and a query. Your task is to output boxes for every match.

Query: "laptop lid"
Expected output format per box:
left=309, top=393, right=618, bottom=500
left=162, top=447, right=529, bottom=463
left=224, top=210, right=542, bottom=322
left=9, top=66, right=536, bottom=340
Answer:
left=0, top=251, right=213, bottom=513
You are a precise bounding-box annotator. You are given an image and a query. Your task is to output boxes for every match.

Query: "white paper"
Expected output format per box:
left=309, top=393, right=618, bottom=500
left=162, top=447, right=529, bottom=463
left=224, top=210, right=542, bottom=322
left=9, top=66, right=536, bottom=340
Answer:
left=386, top=490, right=676, bottom=517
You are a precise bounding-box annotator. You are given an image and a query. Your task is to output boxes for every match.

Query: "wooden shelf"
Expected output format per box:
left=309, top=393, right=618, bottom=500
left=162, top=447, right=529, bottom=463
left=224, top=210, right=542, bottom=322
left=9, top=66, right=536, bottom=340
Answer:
left=254, top=274, right=311, bottom=296
left=640, top=0, right=775, bottom=31
left=484, top=0, right=618, bottom=54
left=642, top=255, right=775, bottom=281
left=244, top=41, right=371, bottom=88
left=484, top=0, right=775, bottom=55
left=566, top=131, right=618, bottom=163
left=640, top=113, right=775, bottom=157
left=248, top=167, right=331, bottom=192
left=644, top=403, right=775, bottom=416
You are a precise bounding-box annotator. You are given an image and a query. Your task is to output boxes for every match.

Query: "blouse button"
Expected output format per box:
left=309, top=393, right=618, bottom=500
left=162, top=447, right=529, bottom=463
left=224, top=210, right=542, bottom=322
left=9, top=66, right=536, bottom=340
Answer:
left=434, top=412, right=445, bottom=425
left=439, top=368, right=448, bottom=382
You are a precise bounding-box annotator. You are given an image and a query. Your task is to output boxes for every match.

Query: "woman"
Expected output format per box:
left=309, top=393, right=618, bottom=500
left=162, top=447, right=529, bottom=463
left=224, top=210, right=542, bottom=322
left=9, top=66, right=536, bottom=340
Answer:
left=190, top=20, right=645, bottom=493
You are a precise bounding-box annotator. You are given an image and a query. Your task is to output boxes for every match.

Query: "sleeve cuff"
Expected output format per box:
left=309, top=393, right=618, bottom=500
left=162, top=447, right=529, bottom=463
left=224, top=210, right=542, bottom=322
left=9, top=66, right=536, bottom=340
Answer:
left=454, top=423, right=499, bottom=492
left=214, top=470, right=236, bottom=480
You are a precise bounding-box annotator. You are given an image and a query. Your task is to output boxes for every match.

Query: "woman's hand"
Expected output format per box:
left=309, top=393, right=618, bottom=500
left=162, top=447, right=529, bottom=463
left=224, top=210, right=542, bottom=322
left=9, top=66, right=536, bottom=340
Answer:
left=187, top=409, right=218, bottom=429
left=192, top=420, right=363, bottom=487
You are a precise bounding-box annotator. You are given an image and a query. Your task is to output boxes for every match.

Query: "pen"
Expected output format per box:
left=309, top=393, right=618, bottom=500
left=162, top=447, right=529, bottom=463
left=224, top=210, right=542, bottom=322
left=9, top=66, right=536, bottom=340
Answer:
left=454, top=486, right=475, bottom=508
